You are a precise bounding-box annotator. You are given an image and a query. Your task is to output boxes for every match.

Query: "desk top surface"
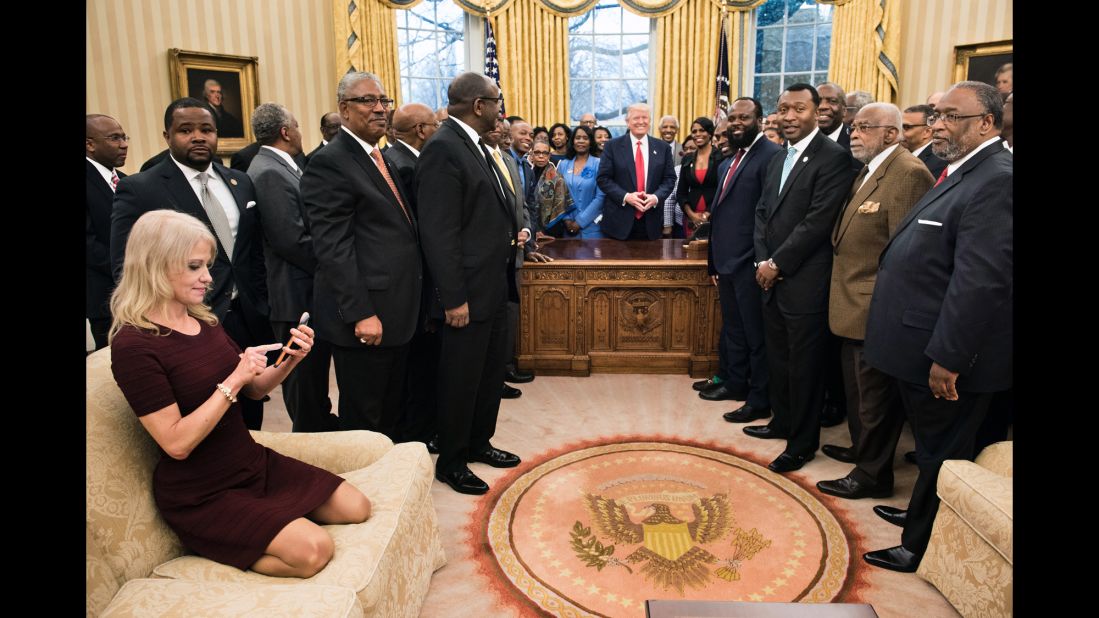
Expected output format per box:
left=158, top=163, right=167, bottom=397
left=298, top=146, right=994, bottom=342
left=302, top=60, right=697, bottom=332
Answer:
left=530, top=239, right=705, bottom=264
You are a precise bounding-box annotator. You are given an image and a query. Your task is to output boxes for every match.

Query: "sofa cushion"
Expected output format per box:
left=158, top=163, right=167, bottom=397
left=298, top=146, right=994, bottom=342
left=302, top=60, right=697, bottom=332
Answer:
left=974, top=440, right=1012, bottom=477
left=154, top=442, right=445, bottom=617
left=936, top=458, right=1012, bottom=563
left=100, top=579, right=362, bottom=618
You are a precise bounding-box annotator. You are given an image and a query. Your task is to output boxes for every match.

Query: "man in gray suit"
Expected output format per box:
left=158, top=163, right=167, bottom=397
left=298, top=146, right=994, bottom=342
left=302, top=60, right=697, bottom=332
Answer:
left=247, top=103, right=336, bottom=432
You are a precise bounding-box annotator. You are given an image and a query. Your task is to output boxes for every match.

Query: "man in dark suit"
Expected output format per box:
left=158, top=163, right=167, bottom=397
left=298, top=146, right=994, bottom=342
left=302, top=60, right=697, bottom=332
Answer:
left=862, top=82, right=1012, bottom=572
left=746, top=83, right=858, bottom=473
left=597, top=103, right=677, bottom=240
left=303, top=112, right=342, bottom=167
left=86, top=114, right=129, bottom=350
left=901, top=104, right=948, bottom=179
left=111, top=97, right=273, bottom=429
left=246, top=103, right=336, bottom=433
left=814, top=103, right=934, bottom=500
left=384, top=101, right=441, bottom=449
left=707, top=98, right=783, bottom=423
left=202, top=79, right=244, bottom=138
left=417, top=72, right=520, bottom=495
left=300, top=72, right=421, bottom=441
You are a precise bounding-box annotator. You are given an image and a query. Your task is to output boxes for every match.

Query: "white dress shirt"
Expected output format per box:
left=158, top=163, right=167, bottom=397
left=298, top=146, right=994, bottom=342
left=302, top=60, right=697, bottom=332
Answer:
left=170, top=155, right=239, bottom=239
left=910, top=141, right=932, bottom=159
left=945, top=136, right=1004, bottom=176
left=396, top=138, right=421, bottom=158
left=261, top=145, right=301, bottom=174
left=857, top=143, right=901, bottom=191
left=86, top=157, right=117, bottom=191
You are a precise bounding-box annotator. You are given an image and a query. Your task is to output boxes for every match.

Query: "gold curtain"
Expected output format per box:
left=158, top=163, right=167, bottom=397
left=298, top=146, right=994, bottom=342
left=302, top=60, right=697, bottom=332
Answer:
left=654, top=0, right=759, bottom=130
left=822, top=0, right=900, bottom=104
left=334, top=0, right=403, bottom=104
left=489, top=0, right=570, bottom=127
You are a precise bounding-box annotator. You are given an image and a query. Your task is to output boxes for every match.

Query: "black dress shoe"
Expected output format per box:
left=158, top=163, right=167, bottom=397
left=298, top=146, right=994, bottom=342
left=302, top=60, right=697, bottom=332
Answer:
left=821, top=444, right=857, bottom=464
left=425, top=436, right=439, bottom=454
left=904, top=450, right=918, bottom=465
left=469, top=445, right=521, bottom=468
left=873, top=505, right=907, bottom=527
left=768, top=452, right=815, bottom=473
left=505, top=369, right=535, bottom=384
left=817, top=476, right=892, bottom=499
left=699, top=383, right=748, bottom=401
left=863, top=545, right=920, bottom=572
left=743, top=425, right=788, bottom=440
left=501, top=384, right=522, bottom=399
left=820, top=403, right=845, bottom=427
left=692, top=378, right=718, bottom=391
left=723, top=404, right=771, bottom=423
left=436, top=467, right=489, bottom=495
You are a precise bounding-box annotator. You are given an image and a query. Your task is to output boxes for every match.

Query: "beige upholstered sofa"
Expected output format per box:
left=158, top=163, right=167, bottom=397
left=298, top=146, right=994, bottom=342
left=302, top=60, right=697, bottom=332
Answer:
left=918, top=440, right=1012, bottom=618
left=87, top=348, right=447, bottom=617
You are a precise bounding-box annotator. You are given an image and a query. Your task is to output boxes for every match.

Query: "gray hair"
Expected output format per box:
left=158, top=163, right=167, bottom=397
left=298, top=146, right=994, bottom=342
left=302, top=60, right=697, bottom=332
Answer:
left=859, top=102, right=902, bottom=131
left=203, top=79, right=221, bottom=92
left=627, top=102, right=651, bottom=118
left=659, top=114, right=678, bottom=126
left=953, top=80, right=1003, bottom=128
left=252, top=103, right=292, bottom=145
left=847, top=90, right=874, bottom=110
left=337, top=71, right=383, bottom=101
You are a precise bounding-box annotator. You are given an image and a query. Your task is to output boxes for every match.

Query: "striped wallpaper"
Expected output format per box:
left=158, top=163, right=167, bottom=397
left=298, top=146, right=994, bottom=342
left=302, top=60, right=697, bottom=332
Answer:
left=86, top=0, right=336, bottom=172
left=896, top=0, right=1013, bottom=107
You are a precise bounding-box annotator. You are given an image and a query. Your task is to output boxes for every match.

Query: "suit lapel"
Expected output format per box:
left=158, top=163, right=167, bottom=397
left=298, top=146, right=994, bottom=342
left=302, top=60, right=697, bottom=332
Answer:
left=774, top=133, right=822, bottom=209
left=623, top=138, right=639, bottom=191
left=715, top=145, right=757, bottom=204
left=445, top=118, right=510, bottom=216
left=646, top=136, right=663, bottom=193
left=835, top=147, right=903, bottom=245
left=86, top=161, right=114, bottom=203
left=259, top=148, right=302, bottom=179
left=157, top=160, right=234, bottom=263
left=338, top=133, right=415, bottom=233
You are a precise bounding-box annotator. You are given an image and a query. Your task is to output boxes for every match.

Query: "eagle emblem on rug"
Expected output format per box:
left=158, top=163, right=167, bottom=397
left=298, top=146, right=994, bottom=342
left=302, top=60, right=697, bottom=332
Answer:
left=573, top=492, right=771, bottom=594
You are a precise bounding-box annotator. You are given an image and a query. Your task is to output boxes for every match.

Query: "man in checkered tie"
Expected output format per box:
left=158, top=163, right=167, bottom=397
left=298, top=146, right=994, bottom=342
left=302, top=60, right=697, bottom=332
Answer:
left=86, top=114, right=129, bottom=350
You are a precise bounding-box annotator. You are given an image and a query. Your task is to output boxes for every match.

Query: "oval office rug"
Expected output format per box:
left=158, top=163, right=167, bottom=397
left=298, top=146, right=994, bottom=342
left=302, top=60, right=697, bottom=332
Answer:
left=471, top=438, right=853, bottom=617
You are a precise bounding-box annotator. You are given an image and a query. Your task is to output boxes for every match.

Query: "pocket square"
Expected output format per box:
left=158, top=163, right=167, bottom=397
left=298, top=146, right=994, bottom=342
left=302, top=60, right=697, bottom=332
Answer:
left=857, top=201, right=880, bottom=214
left=917, top=219, right=942, bottom=227
left=245, top=200, right=256, bottom=209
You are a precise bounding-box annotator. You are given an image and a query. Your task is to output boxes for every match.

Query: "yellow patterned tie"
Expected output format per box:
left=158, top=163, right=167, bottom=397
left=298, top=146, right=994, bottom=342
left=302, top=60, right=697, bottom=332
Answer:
left=491, top=148, right=515, bottom=194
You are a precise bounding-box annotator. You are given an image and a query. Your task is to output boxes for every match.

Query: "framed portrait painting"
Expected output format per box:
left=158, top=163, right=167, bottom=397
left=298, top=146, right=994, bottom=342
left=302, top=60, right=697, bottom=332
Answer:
left=953, top=40, right=1012, bottom=94
left=168, top=49, right=259, bottom=155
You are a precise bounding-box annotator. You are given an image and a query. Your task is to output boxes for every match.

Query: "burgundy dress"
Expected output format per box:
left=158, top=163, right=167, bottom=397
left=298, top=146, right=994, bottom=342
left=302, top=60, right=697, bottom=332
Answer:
left=111, top=320, right=344, bottom=570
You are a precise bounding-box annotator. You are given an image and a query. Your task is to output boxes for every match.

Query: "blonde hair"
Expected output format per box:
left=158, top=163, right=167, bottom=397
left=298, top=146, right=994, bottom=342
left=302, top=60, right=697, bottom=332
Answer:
left=108, top=210, right=219, bottom=343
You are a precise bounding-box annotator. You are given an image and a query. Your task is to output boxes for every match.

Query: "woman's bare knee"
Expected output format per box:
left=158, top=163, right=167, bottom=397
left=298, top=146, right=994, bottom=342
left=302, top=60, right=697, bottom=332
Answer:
left=298, top=531, right=334, bottom=576
left=351, top=490, right=371, bottom=523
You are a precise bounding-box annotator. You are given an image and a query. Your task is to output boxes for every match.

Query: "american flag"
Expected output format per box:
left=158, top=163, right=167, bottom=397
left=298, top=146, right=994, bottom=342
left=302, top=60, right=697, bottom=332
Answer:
left=713, top=13, right=730, bottom=122
left=484, top=19, right=506, bottom=116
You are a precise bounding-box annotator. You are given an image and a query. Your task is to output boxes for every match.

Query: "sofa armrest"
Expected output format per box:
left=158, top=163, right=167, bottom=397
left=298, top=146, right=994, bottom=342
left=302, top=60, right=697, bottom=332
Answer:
left=250, top=430, right=394, bottom=475
left=100, top=578, right=363, bottom=618
left=974, top=440, right=1013, bottom=477
left=937, top=458, right=1013, bottom=563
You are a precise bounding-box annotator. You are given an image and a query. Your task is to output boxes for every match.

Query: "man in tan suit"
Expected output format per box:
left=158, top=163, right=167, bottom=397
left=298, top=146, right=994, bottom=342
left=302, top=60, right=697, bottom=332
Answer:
left=816, top=103, right=934, bottom=500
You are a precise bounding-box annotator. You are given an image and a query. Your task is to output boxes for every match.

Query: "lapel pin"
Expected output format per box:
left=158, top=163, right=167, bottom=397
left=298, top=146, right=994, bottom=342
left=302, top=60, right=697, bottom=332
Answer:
left=802, top=156, right=809, bottom=163
left=229, top=178, right=238, bottom=186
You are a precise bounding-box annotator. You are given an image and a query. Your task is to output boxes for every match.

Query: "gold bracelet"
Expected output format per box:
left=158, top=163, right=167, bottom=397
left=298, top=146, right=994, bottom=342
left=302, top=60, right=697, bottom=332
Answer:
left=216, top=383, right=238, bottom=403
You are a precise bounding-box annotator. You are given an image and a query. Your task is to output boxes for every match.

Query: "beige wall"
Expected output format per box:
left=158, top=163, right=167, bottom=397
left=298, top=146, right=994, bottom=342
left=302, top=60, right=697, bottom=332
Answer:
left=897, top=0, right=1013, bottom=107
left=87, top=0, right=336, bottom=172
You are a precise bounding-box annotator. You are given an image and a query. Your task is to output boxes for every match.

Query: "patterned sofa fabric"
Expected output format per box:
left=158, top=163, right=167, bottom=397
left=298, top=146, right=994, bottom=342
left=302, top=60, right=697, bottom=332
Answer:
left=918, top=441, right=1012, bottom=618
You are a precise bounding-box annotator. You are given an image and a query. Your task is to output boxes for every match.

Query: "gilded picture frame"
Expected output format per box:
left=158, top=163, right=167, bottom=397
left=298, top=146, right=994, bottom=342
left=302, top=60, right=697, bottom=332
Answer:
left=952, top=40, right=1012, bottom=90
left=168, top=48, right=260, bottom=156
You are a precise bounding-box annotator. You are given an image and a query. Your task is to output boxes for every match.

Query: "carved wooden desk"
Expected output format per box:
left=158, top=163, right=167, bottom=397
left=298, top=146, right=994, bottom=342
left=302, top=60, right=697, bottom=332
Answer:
left=517, top=239, right=720, bottom=377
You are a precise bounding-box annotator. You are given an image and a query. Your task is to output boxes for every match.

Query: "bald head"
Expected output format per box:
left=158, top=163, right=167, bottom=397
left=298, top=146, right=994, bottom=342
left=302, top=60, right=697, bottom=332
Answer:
left=392, top=102, right=437, bottom=150
left=927, top=91, right=946, bottom=109
left=446, top=72, right=500, bottom=133
left=86, top=114, right=128, bottom=169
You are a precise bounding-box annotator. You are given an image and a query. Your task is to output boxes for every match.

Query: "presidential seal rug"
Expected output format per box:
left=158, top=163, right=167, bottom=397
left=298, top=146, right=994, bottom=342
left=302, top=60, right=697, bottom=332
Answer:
left=470, top=437, right=853, bottom=617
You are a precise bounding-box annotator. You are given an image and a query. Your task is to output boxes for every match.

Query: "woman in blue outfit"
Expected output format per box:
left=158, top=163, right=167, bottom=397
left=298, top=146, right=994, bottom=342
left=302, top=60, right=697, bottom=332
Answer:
left=556, top=124, right=605, bottom=238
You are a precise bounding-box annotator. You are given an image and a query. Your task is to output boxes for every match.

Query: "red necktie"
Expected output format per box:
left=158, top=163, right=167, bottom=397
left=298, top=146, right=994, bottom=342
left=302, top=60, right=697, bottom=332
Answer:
left=933, top=166, right=949, bottom=187
left=720, top=148, right=745, bottom=197
left=369, top=148, right=412, bottom=225
left=634, top=139, right=645, bottom=219
left=111, top=170, right=119, bottom=192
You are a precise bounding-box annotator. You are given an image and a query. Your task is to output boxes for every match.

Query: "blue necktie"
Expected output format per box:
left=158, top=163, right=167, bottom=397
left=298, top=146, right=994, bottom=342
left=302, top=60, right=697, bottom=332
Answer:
left=779, top=146, right=798, bottom=192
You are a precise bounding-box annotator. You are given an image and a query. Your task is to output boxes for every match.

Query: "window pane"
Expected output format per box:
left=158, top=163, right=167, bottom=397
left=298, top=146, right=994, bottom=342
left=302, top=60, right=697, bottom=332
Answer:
left=570, top=79, right=593, bottom=122
left=758, top=0, right=786, bottom=27
left=784, top=26, right=813, bottom=72
left=569, top=36, right=594, bottom=76
left=569, top=6, right=650, bottom=133
left=815, top=25, right=831, bottom=70
left=621, top=35, right=649, bottom=79
left=784, top=73, right=811, bottom=89
left=756, top=28, right=783, bottom=74
left=756, top=75, right=782, bottom=113
left=621, top=8, right=649, bottom=34
left=789, top=0, right=817, bottom=24
left=398, top=0, right=464, bottom=107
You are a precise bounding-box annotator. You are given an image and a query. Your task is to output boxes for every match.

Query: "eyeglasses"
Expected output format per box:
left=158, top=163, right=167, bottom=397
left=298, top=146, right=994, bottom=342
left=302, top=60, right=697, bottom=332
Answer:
left=901, top=123, right=927, bottom=131
left=850, top=123, right=893, bottom=133
left=416, top=121, right=441, bottom=130
left=529, top=150, right=551, bottom=157
left=103, top=133, right=129, bottom=143
left=476, top=95, right=505, bottom=105
left=342, top=96, right=394, bottom=109
left=927, top=112, right=987, bottom=125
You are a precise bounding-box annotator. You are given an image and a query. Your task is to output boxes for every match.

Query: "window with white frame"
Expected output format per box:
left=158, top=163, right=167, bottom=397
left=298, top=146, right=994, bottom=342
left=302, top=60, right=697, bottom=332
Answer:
left=397, top=0, right=468, bottom=109
left=568, top=4, right=652, bottom=136
left=753, top=0, right=833, bottom=114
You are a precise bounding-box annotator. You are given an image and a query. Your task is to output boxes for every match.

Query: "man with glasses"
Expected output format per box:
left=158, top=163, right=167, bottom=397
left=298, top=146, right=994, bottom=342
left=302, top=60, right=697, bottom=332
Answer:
left=579, top=113, right=597, bottom=129
left=862, top=81, right=1012, bottom=573
left=86, top=114, right=129, bottom=350
left=300, top=72, right=421, bottom=441
left=304, top=112, right=343, bottom=167
left=385, top=102, right=439, bottom=199
left=901, top=104, right=947, bottom=179
left=815, top=103, right=934, bottom=502
left=417, top=72, right=521, bottom=495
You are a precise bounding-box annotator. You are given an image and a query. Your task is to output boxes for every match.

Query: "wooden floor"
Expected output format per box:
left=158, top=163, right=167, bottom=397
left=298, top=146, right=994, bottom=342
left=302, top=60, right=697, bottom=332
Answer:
left=263, top=372, right=960, bottom=618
